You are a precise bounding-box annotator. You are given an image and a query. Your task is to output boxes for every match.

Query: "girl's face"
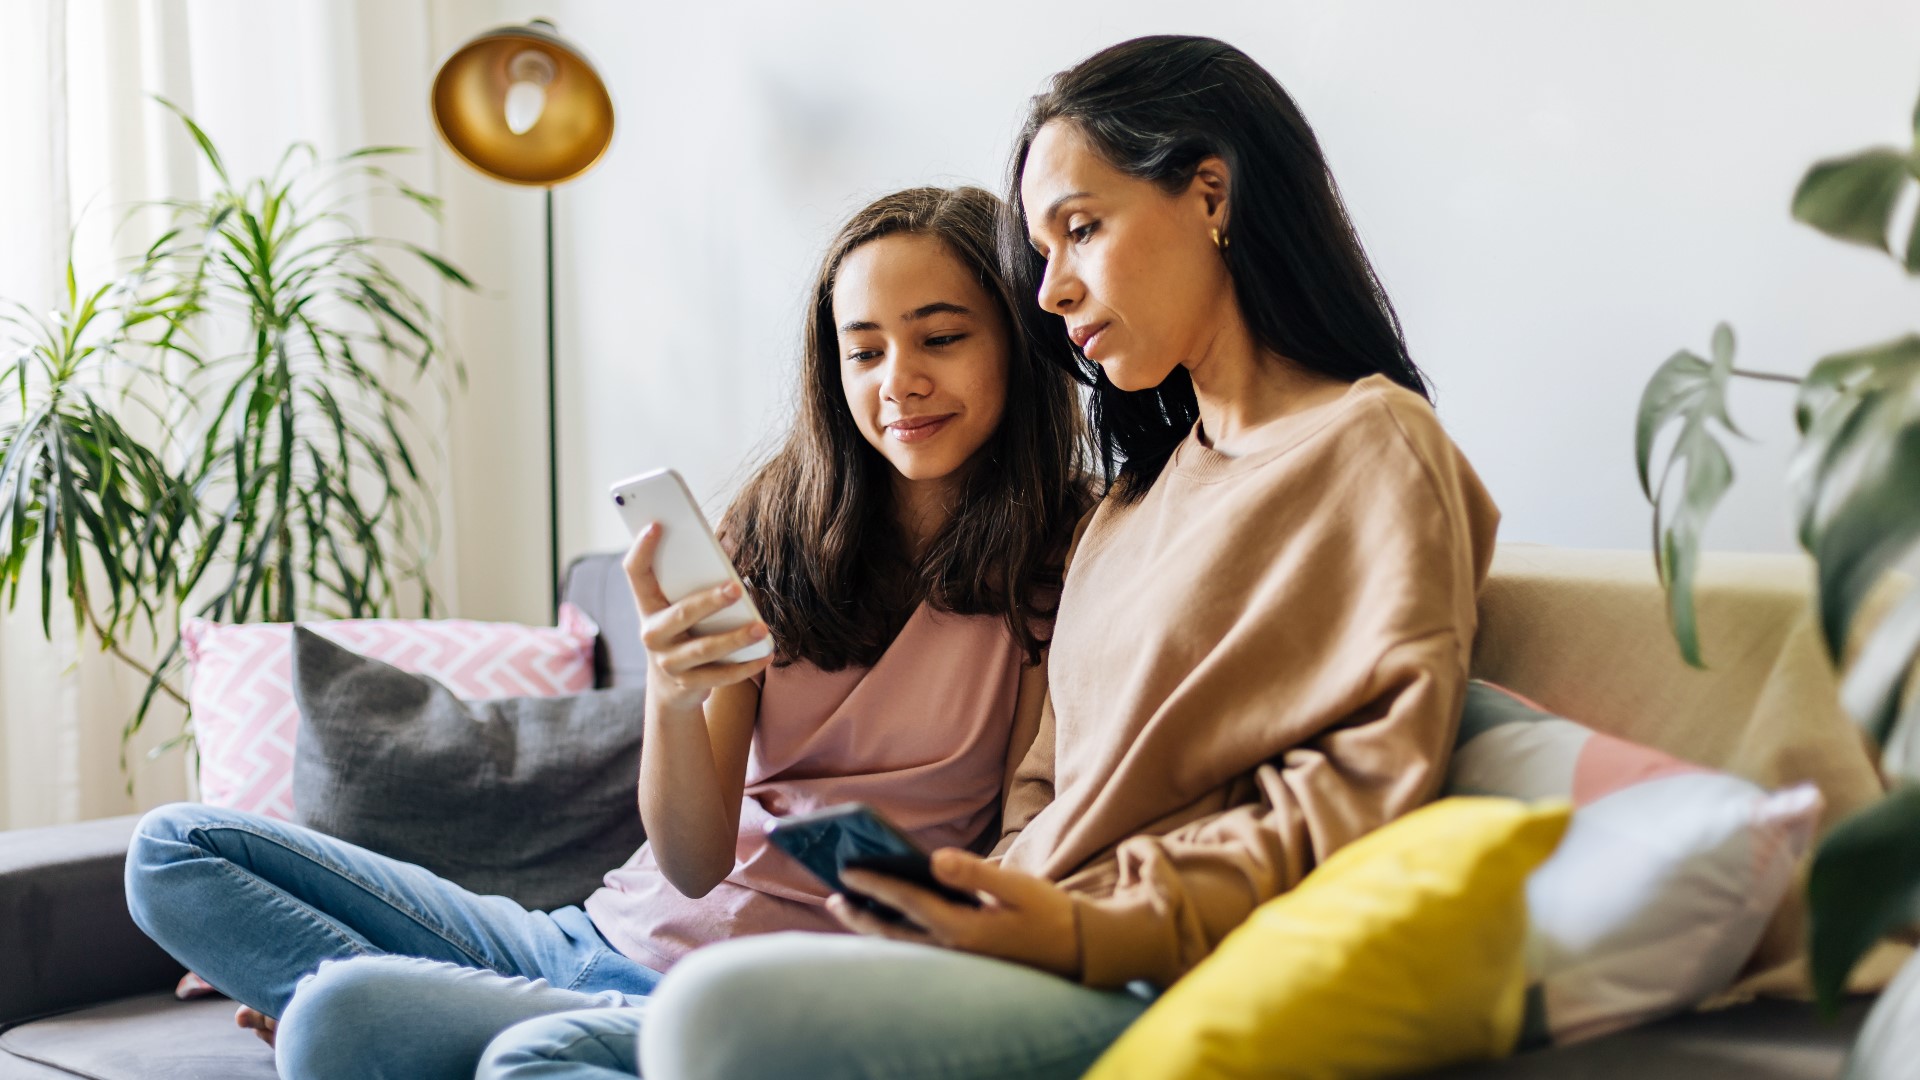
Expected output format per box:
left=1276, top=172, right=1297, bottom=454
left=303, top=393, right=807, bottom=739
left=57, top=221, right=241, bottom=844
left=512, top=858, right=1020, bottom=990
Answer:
left=833, top=233, right=1010, bottom=485
left=1020, top=121, right=1234, bottom=392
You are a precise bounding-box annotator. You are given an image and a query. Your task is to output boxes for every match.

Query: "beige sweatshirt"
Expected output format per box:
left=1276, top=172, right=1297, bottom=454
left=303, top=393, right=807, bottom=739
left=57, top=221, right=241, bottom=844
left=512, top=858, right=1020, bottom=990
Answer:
left=993, top=374, right=1500, bottom=990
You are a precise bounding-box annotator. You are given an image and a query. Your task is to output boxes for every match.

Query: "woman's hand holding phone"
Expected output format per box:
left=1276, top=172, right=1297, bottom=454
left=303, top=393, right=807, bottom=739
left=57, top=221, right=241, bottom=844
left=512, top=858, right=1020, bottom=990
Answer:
left=624, top=523, right=775, bottom=711
left=829, top=849, right=1083, bottom=981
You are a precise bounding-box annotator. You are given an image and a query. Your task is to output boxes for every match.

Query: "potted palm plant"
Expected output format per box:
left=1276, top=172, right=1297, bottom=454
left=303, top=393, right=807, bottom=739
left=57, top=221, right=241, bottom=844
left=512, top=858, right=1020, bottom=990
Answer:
left=0, top=102, right=472, bottom=760
left=1636, top=85, right=1920, bottom=1079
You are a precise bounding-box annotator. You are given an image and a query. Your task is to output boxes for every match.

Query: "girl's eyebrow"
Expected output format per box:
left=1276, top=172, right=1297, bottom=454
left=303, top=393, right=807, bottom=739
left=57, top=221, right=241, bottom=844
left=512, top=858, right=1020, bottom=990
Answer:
left=902, top=301, right=971, bottom=322
left=840, top=302, right=972, bottom=333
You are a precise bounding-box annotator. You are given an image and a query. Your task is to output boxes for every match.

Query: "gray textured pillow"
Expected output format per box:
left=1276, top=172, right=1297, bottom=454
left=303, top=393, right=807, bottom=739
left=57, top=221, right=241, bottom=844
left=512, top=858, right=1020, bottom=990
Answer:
left=289, top=625, right=648, bottom=911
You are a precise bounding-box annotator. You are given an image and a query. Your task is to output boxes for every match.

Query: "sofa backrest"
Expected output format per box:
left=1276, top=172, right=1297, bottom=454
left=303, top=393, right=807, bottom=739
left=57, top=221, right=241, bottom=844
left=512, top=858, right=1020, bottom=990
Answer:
left=564, top=554, right=648, bottom=689
left=1472, top=544, right=1886, bottom=830
left=567, top=542, right=1888, bottom=810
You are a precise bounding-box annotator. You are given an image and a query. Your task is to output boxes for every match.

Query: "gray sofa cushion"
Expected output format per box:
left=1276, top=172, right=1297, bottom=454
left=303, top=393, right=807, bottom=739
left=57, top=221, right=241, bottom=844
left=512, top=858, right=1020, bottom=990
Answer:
left=289, top=626, right=649, bottom=911
left=0, top=991, right=1869, bottom=1080
left=0, top=994, right=274, bottom=1080
left=1430, top=997, right=1873, bottom=1079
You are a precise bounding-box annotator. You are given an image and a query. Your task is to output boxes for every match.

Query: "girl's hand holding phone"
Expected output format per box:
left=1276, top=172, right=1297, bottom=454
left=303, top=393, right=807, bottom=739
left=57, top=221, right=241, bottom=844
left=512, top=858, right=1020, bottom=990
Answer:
left=624, top=524, right=774, bottom=712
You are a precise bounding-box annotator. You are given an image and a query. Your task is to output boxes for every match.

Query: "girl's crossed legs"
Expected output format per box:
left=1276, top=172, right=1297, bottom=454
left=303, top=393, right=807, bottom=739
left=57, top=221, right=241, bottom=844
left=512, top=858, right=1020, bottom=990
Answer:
left=124, top=802, right=659, bottom=1078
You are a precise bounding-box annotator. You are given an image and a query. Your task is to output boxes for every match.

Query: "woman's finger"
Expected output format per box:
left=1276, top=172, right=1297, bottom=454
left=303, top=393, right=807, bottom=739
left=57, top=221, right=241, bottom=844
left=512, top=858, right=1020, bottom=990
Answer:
left=622, top=526, right=673, bottom=615
left=640, top=581, right=745, bottom=650
left=839, top=868, right=967, bottom=942
left=931, top=850, right=1030, bottom=908
left=826, top=894, right=934, bottom=944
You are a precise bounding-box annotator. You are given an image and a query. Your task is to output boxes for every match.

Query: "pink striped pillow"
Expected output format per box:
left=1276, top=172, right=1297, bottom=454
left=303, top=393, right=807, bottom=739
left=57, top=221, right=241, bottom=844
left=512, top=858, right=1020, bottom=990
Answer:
left=182, top=606, right=600, bottom=819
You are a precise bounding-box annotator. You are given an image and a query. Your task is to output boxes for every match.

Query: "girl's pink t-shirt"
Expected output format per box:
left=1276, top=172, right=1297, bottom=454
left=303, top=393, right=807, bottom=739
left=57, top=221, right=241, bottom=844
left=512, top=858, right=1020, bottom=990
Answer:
left=583, top=603, right=1024, bottom=971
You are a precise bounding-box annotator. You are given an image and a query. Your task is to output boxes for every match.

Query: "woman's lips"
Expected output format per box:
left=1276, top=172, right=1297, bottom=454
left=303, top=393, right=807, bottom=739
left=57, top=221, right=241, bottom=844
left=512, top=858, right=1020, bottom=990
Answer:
left=887, top=413, right=957, bottom=443
left=1079, top=323, right=1111, bottom=359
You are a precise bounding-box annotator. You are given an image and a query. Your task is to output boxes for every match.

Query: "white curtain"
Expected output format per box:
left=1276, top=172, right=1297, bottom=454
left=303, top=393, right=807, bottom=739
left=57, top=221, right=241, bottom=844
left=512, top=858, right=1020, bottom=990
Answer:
left=0, top=0, right=456, bottom=830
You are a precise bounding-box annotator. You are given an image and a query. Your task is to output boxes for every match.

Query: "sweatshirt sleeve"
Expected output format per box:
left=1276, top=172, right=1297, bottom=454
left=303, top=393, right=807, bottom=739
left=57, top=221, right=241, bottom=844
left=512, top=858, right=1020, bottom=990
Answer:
left=990, top=679, right=1057, bottom=859
left=1061, top=396, right=1497, bottom=990
left=1070, top=630, right=1469, bottom=989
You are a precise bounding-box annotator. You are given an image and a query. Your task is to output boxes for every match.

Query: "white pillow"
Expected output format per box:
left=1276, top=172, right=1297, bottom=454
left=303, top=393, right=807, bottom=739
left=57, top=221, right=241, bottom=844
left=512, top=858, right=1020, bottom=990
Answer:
left=1446, top=680, right=1822, bottom=1046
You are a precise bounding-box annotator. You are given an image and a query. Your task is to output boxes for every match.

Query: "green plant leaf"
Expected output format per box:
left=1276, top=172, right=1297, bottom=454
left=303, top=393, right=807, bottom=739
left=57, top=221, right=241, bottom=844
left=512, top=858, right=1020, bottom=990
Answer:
left=1809, top=786, right=1920, bottom=1014
left=402, top=244, right=476, bottom=290
left=1906, top=197, right=1920, bottom=276
left=1842, top=584, right=1920, bottom=751
left=1636, top=324, right=1742, bottom=667
left=1792, top=149, right=1913, bottom=252
left=1789, top=336, right=1920, bottom=676
left=154, top=96, right=229, bottom=185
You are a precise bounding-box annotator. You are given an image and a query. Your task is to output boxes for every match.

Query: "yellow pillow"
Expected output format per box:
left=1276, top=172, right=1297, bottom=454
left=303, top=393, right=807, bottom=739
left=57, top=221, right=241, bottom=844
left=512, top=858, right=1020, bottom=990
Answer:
left=1083, top=797, right=1571, bottom=1080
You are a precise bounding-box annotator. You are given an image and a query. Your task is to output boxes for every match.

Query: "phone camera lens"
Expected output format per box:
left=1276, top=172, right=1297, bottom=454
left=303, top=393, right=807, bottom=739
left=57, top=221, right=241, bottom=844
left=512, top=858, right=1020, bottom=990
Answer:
left=614, top=494, right=625, bottom=506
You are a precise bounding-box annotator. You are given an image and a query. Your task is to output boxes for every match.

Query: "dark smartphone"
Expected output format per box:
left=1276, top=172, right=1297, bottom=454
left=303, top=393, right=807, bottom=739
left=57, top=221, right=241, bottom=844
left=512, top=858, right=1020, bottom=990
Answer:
left=764, top=803, right=982, bottom=924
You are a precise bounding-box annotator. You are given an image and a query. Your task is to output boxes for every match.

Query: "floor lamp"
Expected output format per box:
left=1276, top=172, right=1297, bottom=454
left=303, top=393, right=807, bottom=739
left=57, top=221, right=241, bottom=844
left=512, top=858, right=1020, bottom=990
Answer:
left=430, top=18, right=615, bottom=618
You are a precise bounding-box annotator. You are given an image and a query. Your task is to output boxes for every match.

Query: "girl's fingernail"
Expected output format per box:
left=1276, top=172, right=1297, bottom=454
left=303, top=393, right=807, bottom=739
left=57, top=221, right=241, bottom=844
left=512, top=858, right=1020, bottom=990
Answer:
left=723, top=582, right=741, bottom=599
left=749, top=623, right=767, bottom=638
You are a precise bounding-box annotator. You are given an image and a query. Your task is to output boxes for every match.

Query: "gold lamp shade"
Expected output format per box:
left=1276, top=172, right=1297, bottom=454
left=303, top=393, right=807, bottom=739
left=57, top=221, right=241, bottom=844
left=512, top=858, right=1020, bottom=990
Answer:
left=430, top=20, right=614, bottom=187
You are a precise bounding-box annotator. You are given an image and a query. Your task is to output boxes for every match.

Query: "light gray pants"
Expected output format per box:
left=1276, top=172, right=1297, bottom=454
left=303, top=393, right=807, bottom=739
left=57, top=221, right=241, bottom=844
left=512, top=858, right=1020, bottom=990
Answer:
left=322, top=932, right=1154, bottom=1080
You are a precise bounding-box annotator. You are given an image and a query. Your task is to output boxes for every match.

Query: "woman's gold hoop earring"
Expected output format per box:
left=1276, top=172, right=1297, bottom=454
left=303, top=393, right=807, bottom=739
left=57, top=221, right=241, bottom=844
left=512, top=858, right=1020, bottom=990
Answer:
left=1211, top=228, right=1229, bottom=252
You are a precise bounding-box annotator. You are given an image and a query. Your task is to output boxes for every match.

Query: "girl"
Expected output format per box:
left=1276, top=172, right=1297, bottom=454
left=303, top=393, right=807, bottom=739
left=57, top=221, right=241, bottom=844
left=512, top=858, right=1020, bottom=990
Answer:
left=625, top=35, right=1502, bottom=1080
left=124, top=185, right=1088, bottom=1079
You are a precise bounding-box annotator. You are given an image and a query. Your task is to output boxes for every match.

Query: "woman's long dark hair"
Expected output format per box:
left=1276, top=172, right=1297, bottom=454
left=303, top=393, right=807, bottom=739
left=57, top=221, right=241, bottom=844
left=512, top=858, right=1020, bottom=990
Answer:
left=723, top=187, right=1090, bottom=671
left=1001, top=35, right=1431, bottom=501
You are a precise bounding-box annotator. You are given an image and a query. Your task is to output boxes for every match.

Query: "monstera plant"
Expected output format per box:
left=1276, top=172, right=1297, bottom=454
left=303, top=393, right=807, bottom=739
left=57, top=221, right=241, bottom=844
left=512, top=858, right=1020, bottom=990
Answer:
left=1636, top=87, right=1920, bottom=1077
left=0, top=101, right=471, bottom=761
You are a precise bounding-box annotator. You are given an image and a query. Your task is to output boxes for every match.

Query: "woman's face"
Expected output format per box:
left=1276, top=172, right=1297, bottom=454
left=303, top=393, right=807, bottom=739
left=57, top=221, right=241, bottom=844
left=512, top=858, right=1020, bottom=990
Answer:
left=832, top=233, right=1010, bottom=485
left=1020, top=121, right=1233, bottom=392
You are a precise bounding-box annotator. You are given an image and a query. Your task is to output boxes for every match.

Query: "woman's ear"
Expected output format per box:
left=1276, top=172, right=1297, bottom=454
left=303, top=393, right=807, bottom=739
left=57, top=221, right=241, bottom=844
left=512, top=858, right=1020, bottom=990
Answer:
left=1190, top=155, right=1231, bottom=226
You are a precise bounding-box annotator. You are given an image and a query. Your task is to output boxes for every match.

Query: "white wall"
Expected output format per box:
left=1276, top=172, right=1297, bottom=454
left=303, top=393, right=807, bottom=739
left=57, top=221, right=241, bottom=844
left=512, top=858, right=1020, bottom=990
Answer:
left=428, top=0, right=1920, bottom=626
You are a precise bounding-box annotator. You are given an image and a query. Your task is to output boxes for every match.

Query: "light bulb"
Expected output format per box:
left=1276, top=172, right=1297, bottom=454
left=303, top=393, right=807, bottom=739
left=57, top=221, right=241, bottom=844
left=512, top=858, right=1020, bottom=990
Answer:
left=505, top=81, right=546, bottom=134
left=503, top=50, right=557, bottom=135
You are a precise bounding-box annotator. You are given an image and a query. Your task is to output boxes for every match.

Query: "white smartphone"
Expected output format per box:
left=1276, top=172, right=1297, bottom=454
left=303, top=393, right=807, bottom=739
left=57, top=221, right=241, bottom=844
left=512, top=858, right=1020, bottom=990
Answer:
left=609, top=468, right=774, bottom=664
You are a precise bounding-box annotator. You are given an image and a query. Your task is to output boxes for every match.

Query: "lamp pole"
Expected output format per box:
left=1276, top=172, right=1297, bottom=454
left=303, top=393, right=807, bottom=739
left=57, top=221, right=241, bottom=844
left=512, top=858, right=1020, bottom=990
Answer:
left=545, top=188, right=560, bottom=618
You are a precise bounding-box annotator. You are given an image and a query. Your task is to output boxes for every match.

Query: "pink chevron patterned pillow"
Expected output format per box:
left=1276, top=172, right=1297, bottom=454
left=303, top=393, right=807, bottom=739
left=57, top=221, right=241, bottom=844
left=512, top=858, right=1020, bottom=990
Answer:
left=182, top=606, right=600, bottom=819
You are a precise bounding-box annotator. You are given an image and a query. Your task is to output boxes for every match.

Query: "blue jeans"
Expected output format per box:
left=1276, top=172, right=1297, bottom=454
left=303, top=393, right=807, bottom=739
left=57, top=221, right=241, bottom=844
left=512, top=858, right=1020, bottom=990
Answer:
left=476, top=933, right=1153, bottom=1079
left=124, top=803, right=660, bottom=1078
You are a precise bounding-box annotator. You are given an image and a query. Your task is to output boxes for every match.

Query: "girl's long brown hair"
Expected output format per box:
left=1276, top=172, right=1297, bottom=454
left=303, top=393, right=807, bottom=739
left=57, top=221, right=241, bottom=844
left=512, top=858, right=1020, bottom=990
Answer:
left=722, top=186, right=1090, bottom=671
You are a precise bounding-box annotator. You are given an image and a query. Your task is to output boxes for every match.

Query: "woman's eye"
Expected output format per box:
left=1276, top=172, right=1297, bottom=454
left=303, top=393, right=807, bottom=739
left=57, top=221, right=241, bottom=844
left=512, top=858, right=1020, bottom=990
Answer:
left=928, top=334, right=966, bottom=348
left=1069, top=221, right=1099, bottom=244
left=848, top=349, right=882, bottom=362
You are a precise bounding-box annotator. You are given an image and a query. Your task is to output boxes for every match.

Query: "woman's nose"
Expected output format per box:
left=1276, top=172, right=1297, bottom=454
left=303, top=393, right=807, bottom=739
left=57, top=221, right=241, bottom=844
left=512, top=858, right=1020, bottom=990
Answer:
left=1037, top=255, right=1078, bottom=313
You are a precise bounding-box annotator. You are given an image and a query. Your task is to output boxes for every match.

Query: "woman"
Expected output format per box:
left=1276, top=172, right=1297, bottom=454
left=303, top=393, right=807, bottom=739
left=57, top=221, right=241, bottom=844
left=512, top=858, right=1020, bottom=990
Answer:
left=618, top=34, right=1500, bottom=1079
left=122, top=185, right=1088, bottom=1079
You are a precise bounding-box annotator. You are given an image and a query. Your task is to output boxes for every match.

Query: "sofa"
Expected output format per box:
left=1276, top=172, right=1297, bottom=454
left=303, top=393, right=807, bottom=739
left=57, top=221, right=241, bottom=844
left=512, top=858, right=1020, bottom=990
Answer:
left=0, top=545, right=1900, bottom=1079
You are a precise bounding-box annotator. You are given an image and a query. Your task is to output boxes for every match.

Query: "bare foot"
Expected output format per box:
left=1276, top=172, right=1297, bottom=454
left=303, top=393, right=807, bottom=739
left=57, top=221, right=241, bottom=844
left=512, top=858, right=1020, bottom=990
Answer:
left=235, top=1005, right=278, bottom=1048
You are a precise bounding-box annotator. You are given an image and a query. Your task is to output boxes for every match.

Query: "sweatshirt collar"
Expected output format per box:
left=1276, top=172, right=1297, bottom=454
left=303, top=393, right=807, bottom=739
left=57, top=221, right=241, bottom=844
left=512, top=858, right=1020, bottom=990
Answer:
left=1170, top=374, right=1386, bottom=482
